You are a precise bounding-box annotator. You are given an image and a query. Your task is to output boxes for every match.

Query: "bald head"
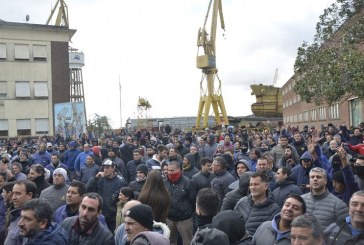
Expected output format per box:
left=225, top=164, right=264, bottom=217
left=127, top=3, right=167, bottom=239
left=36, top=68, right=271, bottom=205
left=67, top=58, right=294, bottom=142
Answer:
left=122, top=200, right=141, bottom=219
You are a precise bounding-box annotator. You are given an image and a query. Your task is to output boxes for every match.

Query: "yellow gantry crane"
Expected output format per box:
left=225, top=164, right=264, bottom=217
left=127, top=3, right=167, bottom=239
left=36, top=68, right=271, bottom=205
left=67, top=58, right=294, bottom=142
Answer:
left=46, top=0, right=69, bottom=27
left=195, top=0, right=229, bottom=129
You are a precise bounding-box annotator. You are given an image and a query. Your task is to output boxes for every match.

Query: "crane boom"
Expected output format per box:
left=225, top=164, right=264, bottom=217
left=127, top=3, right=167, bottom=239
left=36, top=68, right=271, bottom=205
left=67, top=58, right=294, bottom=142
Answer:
left=196, top=0, right=229, bottom=129
left=46, top=0, right=69, bottom=27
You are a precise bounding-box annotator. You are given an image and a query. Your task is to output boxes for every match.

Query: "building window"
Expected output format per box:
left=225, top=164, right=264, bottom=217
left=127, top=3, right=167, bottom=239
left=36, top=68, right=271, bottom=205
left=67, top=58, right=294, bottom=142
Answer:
left=318, top=106, right=327, bottom=120
left=310, top=109, right=317, bottom=121
left=0, top=44, right=6, bottom=60
left=289, top=115, right=293, bottom=123
left=15, top=81, right=31, bottom=98
left=0, top=119, right=8, bottom=137
left=34, top=82, right=48, bottom=97
left=329, top=102, right=339, bottom=119
left=35, top=118, right=49, bottom=134
left=303, top=111, right=309, bottom=122
left=294, top=114, right=298, bottom=123
left=16, top=119, right=31, bottom=136
left=298, top=113, right=303, bottom=122
left=0, top=81, right=7, bottom=98
left=33, top=45, right=47, bottom=61
left=14, top=44, right=30, bottom=60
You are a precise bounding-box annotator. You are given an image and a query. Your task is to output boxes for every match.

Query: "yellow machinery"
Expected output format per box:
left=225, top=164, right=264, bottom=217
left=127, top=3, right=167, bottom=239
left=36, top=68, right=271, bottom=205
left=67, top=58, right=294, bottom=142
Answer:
left=46, top=0, right=69, bottom=27
left=137, top=97, right=152, bottom=129
left=195, top=0, right=229, bottom=129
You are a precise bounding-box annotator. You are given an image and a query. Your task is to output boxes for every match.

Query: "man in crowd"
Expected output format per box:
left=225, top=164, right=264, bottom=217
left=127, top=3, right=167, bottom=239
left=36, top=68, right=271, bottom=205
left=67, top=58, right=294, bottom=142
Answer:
left=86, top=159, right=127, bottom=232
left=54, top=180, right=107, bottom=225
left=120, top=135, right=137, bottom=165
left=31, top=143, right=51, bottom=167
left=45, top=153, right=69, bottom=183
left=195, top=188, right=219, bottom=230
left=126, top=149, right=146, bottom=184
left=271, top=135, right=299, bottom=164
left=124, top=204, right=154, bottom=243
left=28, top=164, right=50, bottom=198
left=291, top=213, right=324, bottom=245
left=107, top=147, right=126, bottom=178
left=79, top=155, right=100, bottom=184
left=61, top=193, right=115, bottom=245
left=234, top=172, right=280, bottom=235
left=211, top=156, right=235, bottom=210
left=5, top=180, right=36, bottom=245
left=324, top=190, right=364, bottom=244
left=253, top=194, right=306, bottom=244
left=146, top=145, right=168, bottom=171
left=11, top=163, right=26, bottom=181
left=74, top=144, right=93, bottom=176
left=17, top=198, right=69, bottom=244
left=164, top=160, right=195, bottom=245
left=290, top=131, right=307, bottom=157
left=255, top=156, right=276, bottom=182
left=191, top=157, right=215, bottom=193
left=64, top=141, right=81, bottom=179
left=39, top=168, right=69, bottom=211
left=301, top=167, right=348, bottom=230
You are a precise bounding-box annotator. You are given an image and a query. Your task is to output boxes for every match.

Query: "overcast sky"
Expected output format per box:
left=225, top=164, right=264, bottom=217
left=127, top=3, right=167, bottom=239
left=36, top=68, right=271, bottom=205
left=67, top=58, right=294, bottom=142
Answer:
left=1, top=0, right=335, bottom=128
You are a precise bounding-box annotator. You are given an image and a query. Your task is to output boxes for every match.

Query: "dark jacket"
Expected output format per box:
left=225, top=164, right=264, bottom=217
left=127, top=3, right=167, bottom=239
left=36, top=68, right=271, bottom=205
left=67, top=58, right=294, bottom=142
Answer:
left=61, top=216, right=115, bottom=245
left=272, top=176, right=302, bottom=207
left=119, top=144, right=137, bottom=165
left=126, top=159, right=146, bottom=183
left=183, top=153, right=199, bottom=179
left=86, top=173, right=127, bottom=219
left=164, top=175, right=196, bottom=221
left=64, top=148, right=81, bottom=171
left=79, top=163, right=99, bottom=184
left=290, top=138, right=307, bottom=157
left=32, top=175, right=51, bottom=198
left=211, top=170, right=235, bottom=209
left=234, top=193, right=280, bottom=235
left=332, top=166, right=359, bottom=205
left=23, top=222, right=68, bottom=245
left=221, top=173, right=251, bottom=211
left=324, top=217, right=364, bottom=245
left=54, top=204, right=107, bottom=226
left=191, top=171, right=215, bottom=193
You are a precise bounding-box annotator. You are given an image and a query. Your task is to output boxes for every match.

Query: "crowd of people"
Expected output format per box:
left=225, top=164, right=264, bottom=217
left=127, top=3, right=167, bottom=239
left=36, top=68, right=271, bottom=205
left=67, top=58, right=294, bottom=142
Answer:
left=0, top=122, right=364, bottom=244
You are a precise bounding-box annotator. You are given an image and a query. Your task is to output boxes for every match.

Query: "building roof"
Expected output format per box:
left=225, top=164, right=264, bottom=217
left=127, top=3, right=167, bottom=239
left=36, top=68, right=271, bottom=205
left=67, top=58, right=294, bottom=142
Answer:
left=0, top=19, right=76, bottom=40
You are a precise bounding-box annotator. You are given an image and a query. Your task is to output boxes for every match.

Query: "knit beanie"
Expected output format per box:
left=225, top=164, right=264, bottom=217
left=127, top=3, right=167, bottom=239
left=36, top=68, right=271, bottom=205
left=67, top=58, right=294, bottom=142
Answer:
left=53, top=168, right=67, bottom=181
left=332, top=170, right=345, bottom=186
left=136, top=164, right=148, bottom=176
left=125, top=204, right=154, bottom=230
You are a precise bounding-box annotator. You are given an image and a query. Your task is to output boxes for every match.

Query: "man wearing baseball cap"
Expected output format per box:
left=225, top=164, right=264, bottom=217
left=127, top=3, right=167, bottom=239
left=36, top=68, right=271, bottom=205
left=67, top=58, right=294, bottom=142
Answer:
left=86, top=159, right=127, bottom=232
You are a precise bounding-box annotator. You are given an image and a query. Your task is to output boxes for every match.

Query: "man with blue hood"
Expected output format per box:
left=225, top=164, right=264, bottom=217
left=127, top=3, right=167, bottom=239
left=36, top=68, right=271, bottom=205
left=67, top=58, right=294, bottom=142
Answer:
left=253, top=194, right=306, bottom=245
left=291, top=141, right=331, bottom=193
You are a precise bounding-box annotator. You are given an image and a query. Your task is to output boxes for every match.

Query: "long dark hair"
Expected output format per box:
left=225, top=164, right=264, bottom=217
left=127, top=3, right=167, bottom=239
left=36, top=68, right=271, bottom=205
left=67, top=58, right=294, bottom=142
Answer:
left=138, top=170, right=171, bottom=223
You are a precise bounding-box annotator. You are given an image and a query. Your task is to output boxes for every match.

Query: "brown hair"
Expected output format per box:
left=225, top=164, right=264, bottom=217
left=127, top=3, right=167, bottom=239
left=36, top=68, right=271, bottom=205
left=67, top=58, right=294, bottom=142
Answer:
left=138, top=170, right=170, bottom=223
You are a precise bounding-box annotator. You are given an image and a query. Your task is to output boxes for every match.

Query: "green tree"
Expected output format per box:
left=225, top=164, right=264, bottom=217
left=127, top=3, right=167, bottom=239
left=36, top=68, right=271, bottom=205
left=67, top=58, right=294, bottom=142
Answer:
left=86, top=114, right=112, bottom=137
left=293, top=0, right=364, bottom=105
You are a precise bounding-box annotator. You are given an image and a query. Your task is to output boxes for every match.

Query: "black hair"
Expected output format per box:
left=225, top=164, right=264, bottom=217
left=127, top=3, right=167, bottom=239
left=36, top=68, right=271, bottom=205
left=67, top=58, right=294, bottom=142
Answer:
left=22, top=199, right=53, bottom=226
left=69, top=180, right=86, bottom=196
left=196, top=188, right=219, bottom=217
left=84, top=192, right=103, bottom=211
